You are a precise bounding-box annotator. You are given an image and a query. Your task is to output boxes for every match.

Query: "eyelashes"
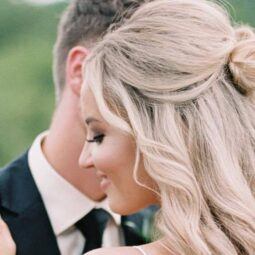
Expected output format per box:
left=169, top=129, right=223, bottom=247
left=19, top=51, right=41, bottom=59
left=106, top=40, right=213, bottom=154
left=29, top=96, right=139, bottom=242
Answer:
left=86, top=134, right=105, bottom=144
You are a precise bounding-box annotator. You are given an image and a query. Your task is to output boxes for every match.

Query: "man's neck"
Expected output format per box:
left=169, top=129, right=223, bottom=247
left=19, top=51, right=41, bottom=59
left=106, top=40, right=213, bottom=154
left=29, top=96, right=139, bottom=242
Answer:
left=42, top=90, right=105, bottom=201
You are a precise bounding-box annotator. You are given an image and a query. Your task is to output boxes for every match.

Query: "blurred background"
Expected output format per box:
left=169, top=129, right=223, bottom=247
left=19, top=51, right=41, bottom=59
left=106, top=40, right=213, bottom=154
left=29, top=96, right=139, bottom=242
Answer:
left=0, top=0, right=255, bottom=166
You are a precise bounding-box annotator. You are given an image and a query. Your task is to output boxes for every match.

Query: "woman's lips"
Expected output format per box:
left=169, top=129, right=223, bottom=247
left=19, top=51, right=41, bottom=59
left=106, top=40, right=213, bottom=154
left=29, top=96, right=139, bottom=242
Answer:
left=100, top=177, right=111, bottom=191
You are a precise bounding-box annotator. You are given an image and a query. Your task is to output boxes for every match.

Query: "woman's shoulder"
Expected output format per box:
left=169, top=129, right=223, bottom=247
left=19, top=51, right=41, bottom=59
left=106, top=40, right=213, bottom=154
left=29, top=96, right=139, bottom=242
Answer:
left=84, top=241, right=167, bottom=255
left=85, top=246, right=142, bottom=255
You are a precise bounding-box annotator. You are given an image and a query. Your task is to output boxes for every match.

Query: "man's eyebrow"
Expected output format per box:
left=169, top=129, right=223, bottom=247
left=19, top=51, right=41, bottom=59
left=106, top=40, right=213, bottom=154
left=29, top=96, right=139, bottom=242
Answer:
left=85, top=117, right=101, bottom=125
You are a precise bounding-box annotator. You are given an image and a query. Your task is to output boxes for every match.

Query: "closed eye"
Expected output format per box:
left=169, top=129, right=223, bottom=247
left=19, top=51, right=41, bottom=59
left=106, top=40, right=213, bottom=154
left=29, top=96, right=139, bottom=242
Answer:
left=86, top=134, right=105, bottom=144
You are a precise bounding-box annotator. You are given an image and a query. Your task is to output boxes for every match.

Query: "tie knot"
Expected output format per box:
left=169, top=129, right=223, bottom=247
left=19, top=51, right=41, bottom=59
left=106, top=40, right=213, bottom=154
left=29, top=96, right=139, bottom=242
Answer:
left=75, top=208, right=111, bottom=252
left=93, top=208, right=111, bottom=230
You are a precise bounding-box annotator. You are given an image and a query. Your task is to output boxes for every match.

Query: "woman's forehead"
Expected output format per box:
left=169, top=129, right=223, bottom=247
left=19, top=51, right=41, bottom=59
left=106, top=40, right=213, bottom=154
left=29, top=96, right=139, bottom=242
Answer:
left=80, top=84, right=103, bottom=121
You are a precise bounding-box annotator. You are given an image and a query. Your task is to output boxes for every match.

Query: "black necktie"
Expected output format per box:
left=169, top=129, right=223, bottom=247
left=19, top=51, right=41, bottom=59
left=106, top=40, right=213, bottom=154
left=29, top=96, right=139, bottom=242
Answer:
left=75, top=208, right=110, bottom=253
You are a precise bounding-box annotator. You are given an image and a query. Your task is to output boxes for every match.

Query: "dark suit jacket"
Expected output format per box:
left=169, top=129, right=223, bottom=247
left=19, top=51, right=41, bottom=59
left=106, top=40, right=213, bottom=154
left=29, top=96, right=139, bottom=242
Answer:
left=0, top=152, right=148, bottom=255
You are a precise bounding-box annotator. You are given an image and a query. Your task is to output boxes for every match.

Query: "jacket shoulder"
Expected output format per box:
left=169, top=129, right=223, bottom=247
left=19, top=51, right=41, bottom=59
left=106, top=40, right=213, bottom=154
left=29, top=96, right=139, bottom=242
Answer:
left=0, top=152, right=29, bottom=185
left=0, top=151, right=32, bottom=212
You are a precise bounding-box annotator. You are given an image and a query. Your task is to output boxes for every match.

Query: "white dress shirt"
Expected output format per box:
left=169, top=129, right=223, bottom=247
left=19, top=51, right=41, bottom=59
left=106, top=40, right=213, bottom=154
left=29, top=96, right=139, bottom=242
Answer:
left=28, top=132, right=123, bottom=255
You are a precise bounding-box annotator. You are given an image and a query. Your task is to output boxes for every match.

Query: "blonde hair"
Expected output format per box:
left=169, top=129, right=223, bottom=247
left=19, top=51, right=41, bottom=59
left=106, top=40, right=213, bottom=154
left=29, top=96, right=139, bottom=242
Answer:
left=84, top=0, right=255, bottom=254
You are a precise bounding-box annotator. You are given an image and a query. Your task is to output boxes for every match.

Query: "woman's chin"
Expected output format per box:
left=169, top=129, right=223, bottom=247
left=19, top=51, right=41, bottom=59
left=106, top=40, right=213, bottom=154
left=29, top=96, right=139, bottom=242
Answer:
left=107, top=199, right=127, bottom=215
left=107, top=197, right=146, bottom=216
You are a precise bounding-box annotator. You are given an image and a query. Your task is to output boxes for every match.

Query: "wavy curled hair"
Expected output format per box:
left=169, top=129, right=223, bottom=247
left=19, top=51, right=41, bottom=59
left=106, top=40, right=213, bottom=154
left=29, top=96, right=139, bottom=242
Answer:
left=83, top=0, right=255, bottom=254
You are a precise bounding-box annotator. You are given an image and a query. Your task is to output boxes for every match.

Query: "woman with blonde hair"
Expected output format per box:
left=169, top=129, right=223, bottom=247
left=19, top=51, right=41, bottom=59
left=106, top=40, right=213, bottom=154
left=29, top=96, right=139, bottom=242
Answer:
left=1, top=0, right=255, bottom=254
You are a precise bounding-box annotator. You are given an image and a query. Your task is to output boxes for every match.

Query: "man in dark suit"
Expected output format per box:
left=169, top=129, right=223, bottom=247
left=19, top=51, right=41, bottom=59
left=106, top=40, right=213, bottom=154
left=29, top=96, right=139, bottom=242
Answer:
left=0, top=1, right=154, bottom=254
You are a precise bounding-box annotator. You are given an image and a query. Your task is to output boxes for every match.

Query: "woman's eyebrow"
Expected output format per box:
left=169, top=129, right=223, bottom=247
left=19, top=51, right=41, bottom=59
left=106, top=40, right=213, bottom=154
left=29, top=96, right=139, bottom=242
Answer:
left=85, top=117, right=101, bottom=125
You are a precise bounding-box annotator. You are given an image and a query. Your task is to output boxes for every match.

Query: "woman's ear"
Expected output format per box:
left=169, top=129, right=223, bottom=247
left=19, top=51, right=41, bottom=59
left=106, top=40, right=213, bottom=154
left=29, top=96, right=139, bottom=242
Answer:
left=66, top=46, right=89, bottom=97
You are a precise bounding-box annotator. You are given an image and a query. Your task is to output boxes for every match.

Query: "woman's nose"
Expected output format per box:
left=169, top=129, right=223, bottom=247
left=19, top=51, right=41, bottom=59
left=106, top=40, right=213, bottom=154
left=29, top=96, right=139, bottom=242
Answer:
left=79, top=144, right=94, bottom=169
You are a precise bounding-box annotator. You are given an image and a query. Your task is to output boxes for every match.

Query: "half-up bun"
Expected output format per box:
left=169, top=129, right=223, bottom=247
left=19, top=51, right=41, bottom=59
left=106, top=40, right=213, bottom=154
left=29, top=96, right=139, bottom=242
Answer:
left=229, top=26, right=255, bottom=98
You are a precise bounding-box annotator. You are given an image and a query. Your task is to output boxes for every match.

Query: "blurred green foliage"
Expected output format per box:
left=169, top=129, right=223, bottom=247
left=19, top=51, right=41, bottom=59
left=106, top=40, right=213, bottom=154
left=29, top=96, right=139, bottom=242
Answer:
left=0, top=0, right=255, bottom=166
left=0, top=0, right=67, bottom=166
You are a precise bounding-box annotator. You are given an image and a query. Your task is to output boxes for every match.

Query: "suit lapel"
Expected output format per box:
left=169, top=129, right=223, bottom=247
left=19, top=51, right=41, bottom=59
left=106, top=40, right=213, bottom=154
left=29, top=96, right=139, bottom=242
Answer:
left=0, top=152, right=60, bottom=255
left=5, top=201, right=61, bottom=255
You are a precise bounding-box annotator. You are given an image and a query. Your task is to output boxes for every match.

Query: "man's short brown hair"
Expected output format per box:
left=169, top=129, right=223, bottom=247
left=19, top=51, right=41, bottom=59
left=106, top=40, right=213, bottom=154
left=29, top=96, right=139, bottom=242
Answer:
left=53, top=0, right=143, bottom=100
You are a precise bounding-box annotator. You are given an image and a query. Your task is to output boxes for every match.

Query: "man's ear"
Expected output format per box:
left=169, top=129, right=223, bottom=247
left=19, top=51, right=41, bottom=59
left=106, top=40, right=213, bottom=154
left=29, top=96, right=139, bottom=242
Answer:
left=66, top=46, right=89, bottom=97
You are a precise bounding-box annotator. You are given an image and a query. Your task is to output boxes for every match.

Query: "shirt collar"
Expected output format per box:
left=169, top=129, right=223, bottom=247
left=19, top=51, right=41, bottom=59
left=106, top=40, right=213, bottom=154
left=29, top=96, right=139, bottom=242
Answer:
left=28, top=131, right=121, bottom=235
